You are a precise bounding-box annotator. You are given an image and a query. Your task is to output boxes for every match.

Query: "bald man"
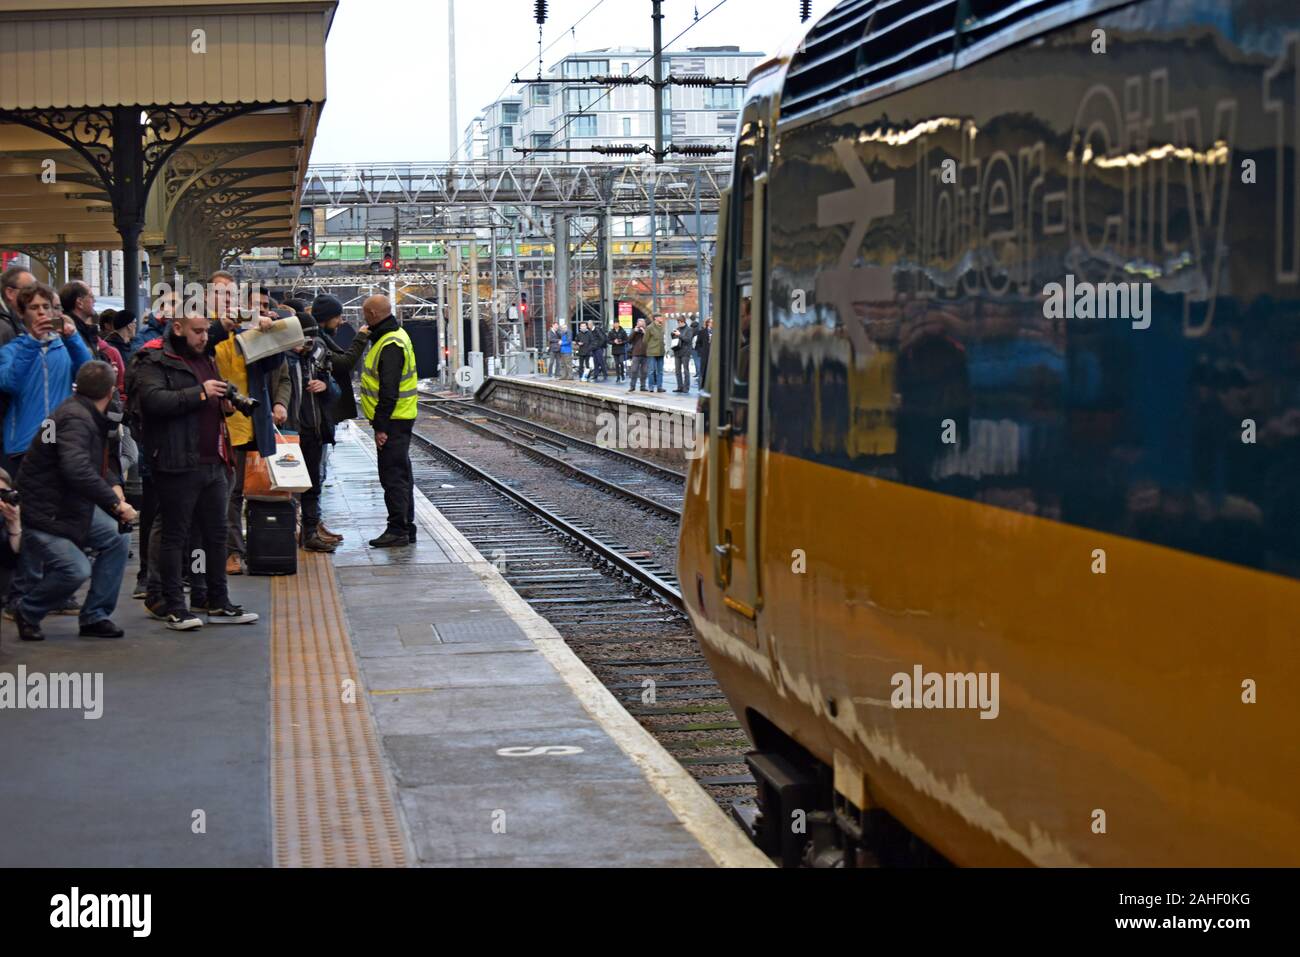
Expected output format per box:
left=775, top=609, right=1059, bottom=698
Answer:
left=359, top=295, right=419, bottom=547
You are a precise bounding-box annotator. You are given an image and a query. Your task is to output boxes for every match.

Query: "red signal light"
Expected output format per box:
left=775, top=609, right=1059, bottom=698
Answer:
left=299, top=244, right=311, bottom=259
left=382, top=257, right=394, bottom=271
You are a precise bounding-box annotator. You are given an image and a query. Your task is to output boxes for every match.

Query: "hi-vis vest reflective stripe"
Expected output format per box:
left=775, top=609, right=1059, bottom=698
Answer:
left=359, top=327, right=419, bottom=420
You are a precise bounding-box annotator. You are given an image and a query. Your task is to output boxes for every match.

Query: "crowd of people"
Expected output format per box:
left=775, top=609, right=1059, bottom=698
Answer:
left=544, top=314, right=711, bottom=394
left=0, top=262, right=400, bottom=646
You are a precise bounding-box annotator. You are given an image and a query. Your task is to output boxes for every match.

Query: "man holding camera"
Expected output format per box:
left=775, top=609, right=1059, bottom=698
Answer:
left=135, top=311, right=258, bottom=630
left=10, top=361, right=134, bottom=642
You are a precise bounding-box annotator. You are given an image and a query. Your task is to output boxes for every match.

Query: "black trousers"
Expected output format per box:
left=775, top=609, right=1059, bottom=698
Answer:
left=577, top=354, right=590, bottom=379
left=156, top=463, right=231, bottom=613
left=376, top=420, right=415, bottom=537
left=300, top=433, right=324, bottom=531
left=135, top=474, right=158, bottom=583
left=593, top=350, right=607, bottom=380
left=612, top=353, right=625, bottom=380
left=675, top=352, right=690, bottom=391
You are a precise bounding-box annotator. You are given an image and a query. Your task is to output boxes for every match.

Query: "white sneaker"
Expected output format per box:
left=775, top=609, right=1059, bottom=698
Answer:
left=207, top=605, right=259, bottom=625
left=164, top=612, right=204, bottom=631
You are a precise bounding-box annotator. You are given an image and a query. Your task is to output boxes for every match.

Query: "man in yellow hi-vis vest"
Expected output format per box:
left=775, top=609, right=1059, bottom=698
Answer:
left=359, top=295, right=419, bottom=548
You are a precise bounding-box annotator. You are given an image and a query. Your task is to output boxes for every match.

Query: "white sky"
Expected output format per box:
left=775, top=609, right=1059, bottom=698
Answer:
left=311, top=0, right=841, bottom=163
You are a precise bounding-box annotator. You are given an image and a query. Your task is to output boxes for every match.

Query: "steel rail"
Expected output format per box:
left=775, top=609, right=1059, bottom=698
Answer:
left=421, top=396, right=688, bottom=481
left=410, top=431, right=684, bottom=611
left=419, top=401, right=684, bottom=521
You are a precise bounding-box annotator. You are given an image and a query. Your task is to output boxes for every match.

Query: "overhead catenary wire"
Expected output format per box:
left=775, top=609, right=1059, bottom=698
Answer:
left=541, top=0, right=732, bottom=152
left=482, top=0, right=610, bottom=104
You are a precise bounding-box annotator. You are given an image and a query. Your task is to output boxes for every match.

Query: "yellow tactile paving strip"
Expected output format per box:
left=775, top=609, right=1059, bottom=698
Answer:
left=270, top=552, right=408, bottom=867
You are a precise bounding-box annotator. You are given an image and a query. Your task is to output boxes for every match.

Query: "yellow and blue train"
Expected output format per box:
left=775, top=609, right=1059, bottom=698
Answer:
left=679, top=0, right=1300, bottom=866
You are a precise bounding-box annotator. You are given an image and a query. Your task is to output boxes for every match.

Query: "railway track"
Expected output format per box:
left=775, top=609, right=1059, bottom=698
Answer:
left=406, top=424, right=758, bottom=812
left=418, top=398, right=685, bottom=520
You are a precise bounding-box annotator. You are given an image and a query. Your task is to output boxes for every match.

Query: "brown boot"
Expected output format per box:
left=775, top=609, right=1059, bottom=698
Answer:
left=302, top=533, right=337, bottom=553
left=226, top=554, right=243, bottom=576
left=316, top=522, right=344, bottom=544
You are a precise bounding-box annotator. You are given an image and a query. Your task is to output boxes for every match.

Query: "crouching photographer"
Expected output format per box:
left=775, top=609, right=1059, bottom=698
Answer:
left=11, top=361, right=134, bottom=642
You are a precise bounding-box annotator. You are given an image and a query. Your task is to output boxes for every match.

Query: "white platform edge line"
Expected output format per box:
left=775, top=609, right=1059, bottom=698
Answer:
left=343, top=424, right=771, bottom=869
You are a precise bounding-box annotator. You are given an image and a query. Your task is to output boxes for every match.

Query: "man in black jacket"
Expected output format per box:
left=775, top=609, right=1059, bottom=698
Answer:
left=134, top=312, right=258, bottom=630
left=546, top=322, right=561, bottom=377
left=12, top=361, right=135, bottom=642
left=575, top=322, right=592, bottom=381
left=608, top=322, right=628, bottom=382
left=311, top=294, right=368, bottom=428
left=590, top=322, right=608, bottom=382
left=283, top=306, right=337, bottom=553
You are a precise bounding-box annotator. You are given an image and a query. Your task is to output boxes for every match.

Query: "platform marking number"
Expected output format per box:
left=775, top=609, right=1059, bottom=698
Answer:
left=455, top=366, right=474, bottom=387
left=496, top=745, right=585, bottom=757
left=341, top=678, right=356, bottom=704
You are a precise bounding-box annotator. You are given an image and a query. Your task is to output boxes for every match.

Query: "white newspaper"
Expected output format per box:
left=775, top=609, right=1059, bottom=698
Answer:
left=236, top=316, right=305, bottom=363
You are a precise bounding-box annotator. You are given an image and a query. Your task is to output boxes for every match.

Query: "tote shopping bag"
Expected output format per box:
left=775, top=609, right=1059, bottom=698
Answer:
left=266, top=429, right=313, bottom=494
left=244, top=431, right=298, bottom=500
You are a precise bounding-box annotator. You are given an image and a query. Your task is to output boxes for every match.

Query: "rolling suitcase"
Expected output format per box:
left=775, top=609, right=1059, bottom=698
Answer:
left=245, top=499, right=297, bottom=576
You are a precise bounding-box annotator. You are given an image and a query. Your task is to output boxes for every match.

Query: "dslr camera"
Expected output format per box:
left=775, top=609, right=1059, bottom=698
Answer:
left=0, top=488, right=19, bottom=506
left=224, top=381, right=261, bottom=417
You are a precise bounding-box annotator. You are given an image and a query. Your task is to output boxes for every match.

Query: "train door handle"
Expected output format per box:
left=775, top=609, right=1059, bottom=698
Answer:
left=715, top=538, right=733, bottom=587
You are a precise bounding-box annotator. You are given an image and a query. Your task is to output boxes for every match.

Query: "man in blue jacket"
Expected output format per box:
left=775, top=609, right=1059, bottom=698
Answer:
left=0, top=282, right=94, bottom=474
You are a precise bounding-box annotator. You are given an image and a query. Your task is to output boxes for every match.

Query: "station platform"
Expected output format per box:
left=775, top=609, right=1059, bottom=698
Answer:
left=481, top=369, right=702, bottom=415
left=0, top=423, right=765, bottom=868
left=467, top=371, right=704, bottom=469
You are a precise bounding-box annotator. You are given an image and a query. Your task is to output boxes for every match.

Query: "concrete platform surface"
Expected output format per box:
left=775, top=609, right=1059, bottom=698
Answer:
left=0, top=558, right=273, bottom=867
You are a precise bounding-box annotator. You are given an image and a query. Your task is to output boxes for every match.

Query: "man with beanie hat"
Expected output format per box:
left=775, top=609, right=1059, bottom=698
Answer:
left=311, top=294, right=368, bottom=427
left=284, top=303, right=340, bottom=551
left=105, top=310, right=138, bottom=362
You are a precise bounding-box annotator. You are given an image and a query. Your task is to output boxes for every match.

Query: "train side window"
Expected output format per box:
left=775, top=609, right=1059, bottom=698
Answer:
left=728, top=161, right=755, bottom=433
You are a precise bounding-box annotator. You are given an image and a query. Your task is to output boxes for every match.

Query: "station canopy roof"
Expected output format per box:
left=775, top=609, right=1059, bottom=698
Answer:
left=0, top=0, right=335, bottom=260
